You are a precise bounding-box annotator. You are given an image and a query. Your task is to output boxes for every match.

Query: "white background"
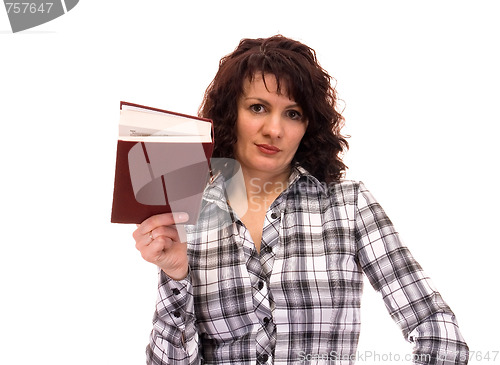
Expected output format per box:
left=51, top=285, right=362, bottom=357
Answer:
left=1, top=1, right=498, bottom=364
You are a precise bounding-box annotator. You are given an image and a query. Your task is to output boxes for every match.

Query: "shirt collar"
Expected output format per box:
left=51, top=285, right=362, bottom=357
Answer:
left=288, top=165, right=329, bottom=197
left=202, top=172, right=230, bottom=211
left=203, top=164, right=329, bottom=210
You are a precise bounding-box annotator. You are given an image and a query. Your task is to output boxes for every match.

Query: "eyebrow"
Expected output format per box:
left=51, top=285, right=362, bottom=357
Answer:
left=243, top=97, right=302, bottom=110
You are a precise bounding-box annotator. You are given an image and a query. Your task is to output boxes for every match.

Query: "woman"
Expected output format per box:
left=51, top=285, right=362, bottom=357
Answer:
left=133, top=35, right=468, bottom=364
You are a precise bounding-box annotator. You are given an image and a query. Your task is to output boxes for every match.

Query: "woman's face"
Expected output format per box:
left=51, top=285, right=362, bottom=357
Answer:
left=234, top=74, right=308, bottom=178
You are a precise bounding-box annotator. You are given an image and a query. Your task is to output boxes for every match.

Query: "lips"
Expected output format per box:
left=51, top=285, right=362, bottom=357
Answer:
left=256, top=143, right=281, bottom=155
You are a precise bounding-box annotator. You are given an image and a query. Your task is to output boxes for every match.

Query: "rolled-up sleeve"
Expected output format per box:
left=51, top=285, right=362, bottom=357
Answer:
left=355, top=182, right=469, bottom=364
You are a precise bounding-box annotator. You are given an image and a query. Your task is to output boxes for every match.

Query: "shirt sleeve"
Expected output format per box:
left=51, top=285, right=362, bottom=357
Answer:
left=146, top=268, right=201, bottom=365
left=354, top=181, right=469, bottom=364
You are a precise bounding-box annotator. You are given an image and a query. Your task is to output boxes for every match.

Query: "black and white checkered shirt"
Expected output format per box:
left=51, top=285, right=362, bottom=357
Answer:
left=146, top=166, right=468, bottom=364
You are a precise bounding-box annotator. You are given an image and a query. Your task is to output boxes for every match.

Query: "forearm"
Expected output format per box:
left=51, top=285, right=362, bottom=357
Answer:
left=355, top=182, right=468, bottom=364
left=146, top=269, right=201, bottom=365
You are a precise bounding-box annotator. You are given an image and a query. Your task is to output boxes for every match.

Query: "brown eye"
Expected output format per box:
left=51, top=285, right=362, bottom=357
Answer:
left=250, top=104, right=266, bottom=113
left=286, top=109, right=303, bottom=120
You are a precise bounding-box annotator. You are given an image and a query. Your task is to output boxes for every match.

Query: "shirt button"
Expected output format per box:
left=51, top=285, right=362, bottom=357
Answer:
left=258, top=353, right=269, bottom=363
left=172, top=288, right=181, bottom=295
left=263, top=317, right=270, bottom=325
left=270, top=212, right=278, bottom=219
left=173, top=311, right=181, bottom=318
left=258, top=281, right=264, bottom=290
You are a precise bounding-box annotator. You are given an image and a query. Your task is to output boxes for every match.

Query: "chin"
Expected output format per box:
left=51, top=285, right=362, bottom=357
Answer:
left=258, top=164, right=289, bottom=175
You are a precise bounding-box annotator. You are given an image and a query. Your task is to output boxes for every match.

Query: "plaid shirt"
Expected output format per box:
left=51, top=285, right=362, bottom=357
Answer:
left=146, top=166, right=468, bottom=364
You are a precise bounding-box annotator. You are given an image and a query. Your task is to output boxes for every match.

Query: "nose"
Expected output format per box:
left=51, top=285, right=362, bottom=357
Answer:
left=261, top=112, right=283, bottom=139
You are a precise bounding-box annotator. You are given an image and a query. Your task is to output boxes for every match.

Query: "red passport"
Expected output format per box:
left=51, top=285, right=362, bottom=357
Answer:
left=111, top=101, right=214, bottom=224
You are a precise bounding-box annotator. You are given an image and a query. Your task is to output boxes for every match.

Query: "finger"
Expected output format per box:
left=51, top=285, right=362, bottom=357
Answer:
left=140, top=238, right=170, bottom=263
left=136, top=224, right=184, bottom=252
left=133, top=225, right=153, bottom=244
left=133, top=215, right=173, bottom=242
left=138, top=212, right=189, bottom=235
left=152, top=226, right=181, bottom=242
left=135, top=228, right=158, bottom=251
left=135, top=232, right=151, bottom=251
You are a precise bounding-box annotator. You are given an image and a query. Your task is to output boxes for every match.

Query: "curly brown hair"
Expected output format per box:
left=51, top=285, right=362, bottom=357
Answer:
left=198, top=35, right=348, bottom=183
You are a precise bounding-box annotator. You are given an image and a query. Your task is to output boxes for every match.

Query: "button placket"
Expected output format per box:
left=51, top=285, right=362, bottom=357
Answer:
left=257, top=353, right=269, bottom=364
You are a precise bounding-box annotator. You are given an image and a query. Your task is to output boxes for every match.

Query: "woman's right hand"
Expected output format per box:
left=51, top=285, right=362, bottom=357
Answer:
left=133, top=212, right=190, bottom=280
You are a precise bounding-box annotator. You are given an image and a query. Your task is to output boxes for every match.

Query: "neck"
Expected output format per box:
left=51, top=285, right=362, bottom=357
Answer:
left=224, top=164, right=292, bottom=218
left=242, top=167, right=291, bottom=200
